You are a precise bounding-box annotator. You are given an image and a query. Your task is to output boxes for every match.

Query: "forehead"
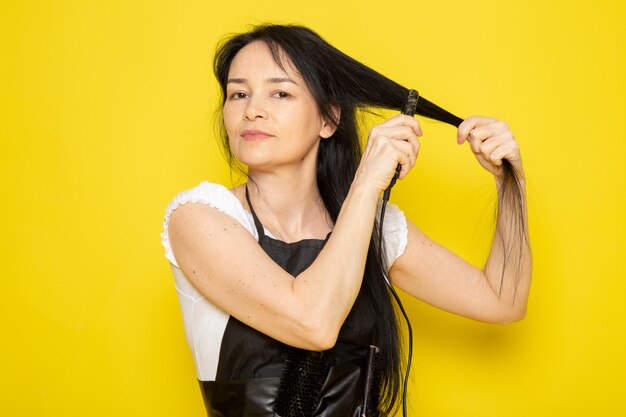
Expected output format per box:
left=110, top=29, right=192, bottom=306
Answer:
left=228, top=41, right=302, bottom=81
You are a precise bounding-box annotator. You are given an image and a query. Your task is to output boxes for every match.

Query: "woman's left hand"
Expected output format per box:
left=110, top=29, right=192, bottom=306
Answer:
left=457, top=116, right=524, bottom=182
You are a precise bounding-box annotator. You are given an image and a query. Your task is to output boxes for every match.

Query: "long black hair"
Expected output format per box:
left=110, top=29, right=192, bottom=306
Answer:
left=212, top=23, right=529, bottom=414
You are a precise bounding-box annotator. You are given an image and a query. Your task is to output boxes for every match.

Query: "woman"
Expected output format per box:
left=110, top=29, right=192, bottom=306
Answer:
left=161, top=24, right=531, bottom=417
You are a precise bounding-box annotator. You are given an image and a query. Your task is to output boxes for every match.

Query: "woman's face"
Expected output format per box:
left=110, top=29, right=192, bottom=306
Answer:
left=223, top=41, right=335, bottom=172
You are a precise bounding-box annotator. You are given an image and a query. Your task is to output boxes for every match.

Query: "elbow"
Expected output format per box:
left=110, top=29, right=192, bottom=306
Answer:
left=494, top=306, right=527, bottom=324
left=298, top=315, right=340, bottom=351
left=312, top=333, right=339, bottom=351
left=305, top=321, right=339, bottom=351
left=289, top=286, right=341, bottom=350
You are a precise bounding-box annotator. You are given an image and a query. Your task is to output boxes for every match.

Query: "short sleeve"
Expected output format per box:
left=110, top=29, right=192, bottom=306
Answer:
left=160, top=181, right=257, bottom=268
left=376, top=201, right=408, bottom=270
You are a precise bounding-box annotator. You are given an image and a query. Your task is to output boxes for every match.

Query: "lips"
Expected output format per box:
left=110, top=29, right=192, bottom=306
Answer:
left=241, top=129, right=274, bottom=140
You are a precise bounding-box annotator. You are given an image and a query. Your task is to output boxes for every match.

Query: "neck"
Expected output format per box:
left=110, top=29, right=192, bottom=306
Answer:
left=246, top=165, right=331, bottom=241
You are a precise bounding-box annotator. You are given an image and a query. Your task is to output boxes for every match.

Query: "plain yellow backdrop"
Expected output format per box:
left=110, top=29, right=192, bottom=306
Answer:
left=2, top=0, right=625, bottom=416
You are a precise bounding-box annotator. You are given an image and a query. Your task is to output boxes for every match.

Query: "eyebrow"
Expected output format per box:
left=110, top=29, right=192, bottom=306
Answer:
left=227, top=77, right=299, bottom=86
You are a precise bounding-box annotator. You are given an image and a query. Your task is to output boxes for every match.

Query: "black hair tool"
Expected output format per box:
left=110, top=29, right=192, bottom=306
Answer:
left=378, top=89, right=418, bottom=417
left=383, top=89, right=419, bottom=202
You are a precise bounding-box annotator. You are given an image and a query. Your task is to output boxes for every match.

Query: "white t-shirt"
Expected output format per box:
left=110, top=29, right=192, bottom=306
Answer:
left=160, top=180, right=408, bottom=381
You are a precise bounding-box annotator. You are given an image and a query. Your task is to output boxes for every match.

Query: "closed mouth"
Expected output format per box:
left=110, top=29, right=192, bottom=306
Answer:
left=241, top=130, right=274, bottom=140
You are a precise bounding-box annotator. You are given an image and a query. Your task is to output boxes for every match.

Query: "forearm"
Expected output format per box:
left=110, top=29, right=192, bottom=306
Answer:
left=294, top=177, right=380, bottom=340
left=483, top=177, right=532, bottom=319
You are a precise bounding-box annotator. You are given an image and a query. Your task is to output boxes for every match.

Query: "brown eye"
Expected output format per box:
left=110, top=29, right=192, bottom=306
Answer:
left=273, top=91, right=291, bottom=99
left=229, top=92, right=247, bottom=100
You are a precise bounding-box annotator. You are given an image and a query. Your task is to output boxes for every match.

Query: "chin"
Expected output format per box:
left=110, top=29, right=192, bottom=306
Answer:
left=234, top=154, right=275, bottom=172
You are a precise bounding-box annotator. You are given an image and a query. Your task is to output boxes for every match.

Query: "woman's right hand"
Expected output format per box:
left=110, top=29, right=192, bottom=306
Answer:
left=355, top=114, right=422, bottom=193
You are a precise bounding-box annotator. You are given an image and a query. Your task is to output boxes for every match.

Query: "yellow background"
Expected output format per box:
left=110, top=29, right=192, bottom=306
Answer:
left=2, top=0, right=625, bottom=416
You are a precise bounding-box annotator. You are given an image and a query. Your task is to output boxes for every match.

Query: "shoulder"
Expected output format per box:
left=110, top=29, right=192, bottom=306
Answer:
left=160, top=181, right=257, bottom=268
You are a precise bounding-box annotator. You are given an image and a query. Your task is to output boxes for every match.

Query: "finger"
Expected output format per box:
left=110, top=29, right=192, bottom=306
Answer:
left=488, top=148, right=504, bottom=166
left=457, top=115, right=498, bottom=144
left=397, top=152, right=413, bottom=179
left=370, top=125, right=418, bottom=144
left=407, top=142, right=418, bottom=170
left=405, top=135, right=420, bottom=159
left=393, top=139, right=417, bottom=161
left=467, top=131, right=484, bottom=155
left=380, top=114, right=423, bottom=136
left=466, top=123, right=501, bottom=154
left=368, top=126, right=419, bottom=161
left=484, top=136, right=519, bottom=166
left=477, top=133, right=506, bottom=156
left=489, top=141, right=519, bottom=166
left=394, top=140, right=419, bottom=179
left=475, top=152, right=499, bottom=169
left=466, top=120, right=510, bottom=144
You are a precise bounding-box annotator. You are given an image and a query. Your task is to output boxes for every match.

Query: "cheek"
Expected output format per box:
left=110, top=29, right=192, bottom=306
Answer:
left=280, top=106, right=318, bottom=137
left=222, top=106, right=237, bottom=133
left=298, top=111, right=323, bottom=138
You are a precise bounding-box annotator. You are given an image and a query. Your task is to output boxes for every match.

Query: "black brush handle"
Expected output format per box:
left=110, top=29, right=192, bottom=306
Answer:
left=403, top=89, right=419, bottom=117
left=384, top=89, right=419, bottom=200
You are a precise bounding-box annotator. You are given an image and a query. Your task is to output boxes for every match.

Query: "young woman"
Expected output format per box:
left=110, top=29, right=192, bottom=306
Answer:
left=161, top=24, right=531, bottom=417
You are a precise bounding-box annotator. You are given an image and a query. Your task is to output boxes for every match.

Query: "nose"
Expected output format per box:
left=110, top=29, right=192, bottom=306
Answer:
left=243, top=96, right=268, bottom=121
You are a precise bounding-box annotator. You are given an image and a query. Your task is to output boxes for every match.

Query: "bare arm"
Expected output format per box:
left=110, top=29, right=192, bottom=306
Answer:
left=168, top=180, right=379, bottom=350
left=168, top=114, right=421, bottom=350
left=389, top=179, right=531, bottom=324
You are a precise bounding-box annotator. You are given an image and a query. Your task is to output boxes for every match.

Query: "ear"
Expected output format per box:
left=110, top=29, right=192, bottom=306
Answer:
left=319, top=105, right=341, bottom=139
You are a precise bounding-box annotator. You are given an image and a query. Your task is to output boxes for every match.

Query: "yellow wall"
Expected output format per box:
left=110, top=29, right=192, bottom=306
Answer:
left=2, top=0, right=625, bottom=415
